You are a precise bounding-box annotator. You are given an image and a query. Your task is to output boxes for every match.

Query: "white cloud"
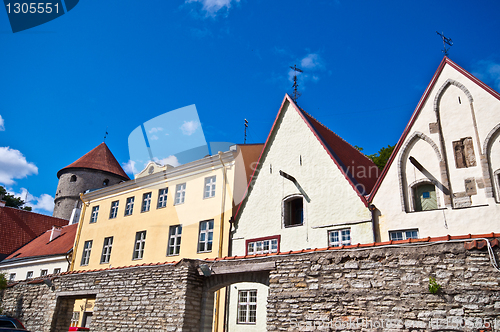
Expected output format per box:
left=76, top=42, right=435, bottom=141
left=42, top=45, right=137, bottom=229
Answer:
left=122, top=160, right=137, bottom=174
left=472, top=59, right=500, bottom=92
left=0, top=115, right=4, bottom=131
left=154, top=155, right=181, bottom=167
left=150, top=135, right=159, bottom=141
left=186, top=0, right=240, bottom=16
left=300, top=53, right=324, bottom=70
left=0, top=147, right=38, bottom=186
left=8, top=188, right=54, bottom=214
left=148, top=127, right=163, bottom=134
left=180, top=120, right=200, bottom=136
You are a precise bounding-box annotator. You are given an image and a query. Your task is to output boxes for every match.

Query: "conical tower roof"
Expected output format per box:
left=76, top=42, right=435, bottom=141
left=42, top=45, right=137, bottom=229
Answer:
left=57, top=143, right=130, bottom=180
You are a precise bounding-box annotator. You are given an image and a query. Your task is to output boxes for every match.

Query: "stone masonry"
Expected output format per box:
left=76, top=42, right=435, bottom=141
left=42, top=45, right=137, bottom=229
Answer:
left=1, top=239, right=500, bottom=331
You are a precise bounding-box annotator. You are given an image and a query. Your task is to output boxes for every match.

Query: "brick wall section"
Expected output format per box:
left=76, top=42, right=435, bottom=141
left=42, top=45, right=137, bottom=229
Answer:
left=1, top=241, right=500, bottom=331
left=267, top=242, right=500, bottom=330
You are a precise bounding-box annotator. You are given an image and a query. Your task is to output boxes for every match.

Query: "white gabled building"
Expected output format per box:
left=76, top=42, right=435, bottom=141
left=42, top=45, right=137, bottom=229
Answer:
left=370, top=57, right=500, bottom=241
left=227, top=95, right=380, bottom=331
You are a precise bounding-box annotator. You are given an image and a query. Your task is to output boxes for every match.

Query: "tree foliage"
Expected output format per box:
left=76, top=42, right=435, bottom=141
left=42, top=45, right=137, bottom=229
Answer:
left=0, top=186, right=32, bottom=211
left=367, top=145, right=395, bottom=170
left=0, top=272, right=7, bottom=290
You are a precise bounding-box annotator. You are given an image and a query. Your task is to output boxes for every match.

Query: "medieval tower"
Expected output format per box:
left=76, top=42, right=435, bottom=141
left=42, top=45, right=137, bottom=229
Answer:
left=53, top=143, right=130, bottom=220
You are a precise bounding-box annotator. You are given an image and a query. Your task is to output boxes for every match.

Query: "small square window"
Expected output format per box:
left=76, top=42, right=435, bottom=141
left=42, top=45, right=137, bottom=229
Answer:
left=175, top=183, right=186, bottom=205
left=157, top=188, right=168, bottom=209
left=53, top=268, right=61, bottom=274
left=328, top=229, right=351, bottom=247
left=142, top=192, right=152, bottom=212
left=124, top=197, right=134, bottom=216
left=90, top=206, right=99, bottom=223
left=40, top=269, right=48, bottom=277
left=26, top=271, right=33, bottom=279
left=109, top=201, right=119, bottom=219
left=204, top=176, right=216, bottom=199
left=9, top=273, right=16, bottom=282
left=422, top=192, right=430, bottom=199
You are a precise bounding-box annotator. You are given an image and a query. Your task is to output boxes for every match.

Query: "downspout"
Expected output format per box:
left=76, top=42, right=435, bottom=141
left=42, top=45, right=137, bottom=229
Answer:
left=69, top=193, right=87, bottom=271
left=215, top=152, right=228, bottom=332
left=369, top=204, right=377, bottom=243
left=223, top=217, right=235, bottom=332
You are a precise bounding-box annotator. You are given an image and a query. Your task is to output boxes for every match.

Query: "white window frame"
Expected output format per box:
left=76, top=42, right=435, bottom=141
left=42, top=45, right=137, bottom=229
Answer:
left=198, top=220, right=214, bottom=253
left=9, top=273, right=16, bottom=281
left=204, top=176, right=216, bottom=199
left=328, top=229, right=351, bottom=247
left=157, top=188, right=168, bottom=208
left=133, top=231, right=146, bottom=260
left=124, top=197, right=134, bottom=216
left=40, top=269, right=48, bottom=277
left=175, top=183, right=186, bottom=205
left=247, top=237, right=279, bottom=255
left=142, top=192, right=152, bottom=212
left=167, top=225, right=182, bottom=256
left=90, top=206, right=99, bottom=223
left=81, top=240, right=92, bottom=266
left=237, top=290, right=257, bottom=324
left=389, top=229, right=419, bottom=241
left=109, top=201, right=119, bottom=219
left=26, top=271, right=33, bottom=279
left=100, top=236, right=113, bottom=264
left=53, top=268, right=61, bottom=274
left=282, top=195, right=304, bottom=228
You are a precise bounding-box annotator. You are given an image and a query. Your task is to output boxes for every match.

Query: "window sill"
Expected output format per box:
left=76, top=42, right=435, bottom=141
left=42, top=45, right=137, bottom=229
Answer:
left=283, top=223, right=304, bottom=228
left=406, top=208, right=446, bottom=214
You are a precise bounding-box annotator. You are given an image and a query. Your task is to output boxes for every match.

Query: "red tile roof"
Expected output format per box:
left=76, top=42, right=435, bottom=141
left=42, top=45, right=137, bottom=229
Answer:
left=57, top=143, right=129, bottom=180
left=0, top=206, right=69, bottom=259
left=5, top=223, right=78, bottom=260
left=300, top=110, right=379, bottom=195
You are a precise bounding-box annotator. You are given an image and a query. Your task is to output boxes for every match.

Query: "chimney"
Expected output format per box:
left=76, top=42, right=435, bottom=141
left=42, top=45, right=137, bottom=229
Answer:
left=50, top=226, right=62, bottom=241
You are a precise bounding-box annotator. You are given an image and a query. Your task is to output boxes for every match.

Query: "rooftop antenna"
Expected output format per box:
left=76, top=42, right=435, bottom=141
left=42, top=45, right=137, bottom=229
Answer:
left=244, top=119, right=248, bottom=144
left=290, top=64, right=303, bottom=103
left=436, top=31, right=453, bottom=56
left=104, top=127, right=109, bottom=142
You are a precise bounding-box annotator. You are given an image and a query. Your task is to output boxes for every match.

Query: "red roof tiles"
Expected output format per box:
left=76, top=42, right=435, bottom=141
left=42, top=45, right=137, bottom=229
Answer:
left=57, top=143, right=129, bottom=180
left=5, top=223, right=78, bottom=260
left=0, top=206, right=69, bottom=259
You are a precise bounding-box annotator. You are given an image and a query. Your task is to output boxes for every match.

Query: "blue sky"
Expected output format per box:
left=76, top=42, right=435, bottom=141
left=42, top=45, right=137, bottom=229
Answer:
left=1, top=0, right=500, bottom=215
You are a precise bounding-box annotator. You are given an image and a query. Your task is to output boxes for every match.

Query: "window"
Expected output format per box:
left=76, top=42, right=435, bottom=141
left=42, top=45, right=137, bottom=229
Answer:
left=26, top=271, right=33, bottom=279
left=283, top=196, right=303, bottom=227
left=204, top=176, right=216, bottom=198
left=157, top=188, right=168, bottom=208
left=390, top=229, right=418, bottom=241
left=100, top=236, right=113, bottom=264
left=53, top=268, right=61, bottom=274
left=413, top=183, right=437, bottom=211
left=8, top=273, right=15, bottom=282
left=246, top=236, right=280, bottom=255
left=124, top=197, right=134, bottom=216
left=133, top=231, right=146, bottom=260
left=453, top=137, right=476, bottom=168
left=167, top=225, right=182, bottom=256
left=40, top=269, right=48, bottom=277
left=237, top=290, right=257, bottom=324
left=90, top=206, right=99, bottom=223
left=71, top=312, right=80, bottom=327
left=109, top=201, right=119, bottom=219
left=142, top=192, right=152, bottom=212
left=328, top=229, right=351, bottom=247
left=175, top=183, right=186, bottom=205
left=70, top=175, right=77, bottom=182
left=198, top=220, right=214, bottom=252
left=103, top=179, right=109, bottom=186
left=81, top=240, right=92, bottom=266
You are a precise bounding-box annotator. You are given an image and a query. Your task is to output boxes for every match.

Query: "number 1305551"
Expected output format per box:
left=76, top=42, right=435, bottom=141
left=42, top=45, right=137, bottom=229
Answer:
left=6, top=3, right=59, bottom=14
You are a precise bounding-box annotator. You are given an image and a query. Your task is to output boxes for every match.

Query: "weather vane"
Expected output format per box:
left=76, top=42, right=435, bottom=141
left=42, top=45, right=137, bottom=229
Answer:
left=436, top=31, right=453, bottom=56
left=290, top=64, right=303, bottom=103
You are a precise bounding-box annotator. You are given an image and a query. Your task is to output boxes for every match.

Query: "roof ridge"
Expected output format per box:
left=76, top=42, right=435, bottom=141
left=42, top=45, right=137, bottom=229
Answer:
left=298, top=107, right=376, bottom=164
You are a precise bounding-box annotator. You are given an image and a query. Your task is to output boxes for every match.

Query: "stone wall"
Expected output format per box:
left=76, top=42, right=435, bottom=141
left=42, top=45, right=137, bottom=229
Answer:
left=1, top=239, right=499, bottom=331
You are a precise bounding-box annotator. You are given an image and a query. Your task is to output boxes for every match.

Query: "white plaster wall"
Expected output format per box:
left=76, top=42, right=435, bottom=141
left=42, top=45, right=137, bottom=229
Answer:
left=372, top=62, right=500, bottom=241
left=227, top=282, right=268, bottom=332
left=490, top=137, right=500, bottom=199
left=0, top=256, right=68, bottom=281
left=233, top=101, right=372, bottom=256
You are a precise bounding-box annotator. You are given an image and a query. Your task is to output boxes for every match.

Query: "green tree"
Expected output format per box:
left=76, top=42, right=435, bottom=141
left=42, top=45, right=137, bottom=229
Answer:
left=367, top=145, right=395, bottom=170
left=0, top=186, right=32, bottom=211
left=0, top=272, right=7, bottom=290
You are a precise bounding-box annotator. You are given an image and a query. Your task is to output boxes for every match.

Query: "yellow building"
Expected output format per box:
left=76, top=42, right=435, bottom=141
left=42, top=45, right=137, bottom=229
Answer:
left=70, top=143, right=262, bottom=330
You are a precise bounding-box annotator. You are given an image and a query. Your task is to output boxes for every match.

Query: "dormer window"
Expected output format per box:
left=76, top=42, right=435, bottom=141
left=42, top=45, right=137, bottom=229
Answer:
left=283, top=195, right=303, bottom=227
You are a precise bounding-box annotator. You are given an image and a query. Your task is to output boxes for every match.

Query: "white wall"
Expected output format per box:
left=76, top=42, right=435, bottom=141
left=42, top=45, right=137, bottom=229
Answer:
left=0, top=256, right=69, bottom=281
left=227, top=282, right=268, bottom=332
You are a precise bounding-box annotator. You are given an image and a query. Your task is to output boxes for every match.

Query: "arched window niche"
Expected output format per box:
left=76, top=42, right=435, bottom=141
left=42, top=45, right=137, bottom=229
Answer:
left=282, top=194, right=303, bottom=228
left=410, top=180, right=439, bottom=212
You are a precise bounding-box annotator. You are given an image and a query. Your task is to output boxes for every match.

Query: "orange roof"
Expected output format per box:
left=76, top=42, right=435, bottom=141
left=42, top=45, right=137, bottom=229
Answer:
left=5, top=223, right=78, bottom=260
left=0, top=206, right=69, bottom=259
left=57, top=143, right=129, bottom=180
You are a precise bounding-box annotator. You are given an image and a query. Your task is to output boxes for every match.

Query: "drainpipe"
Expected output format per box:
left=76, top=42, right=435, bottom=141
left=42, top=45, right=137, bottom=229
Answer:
left=369, top=204, right=377, bottom=243
left=70, top=193, right=87, bottom=271
left=215, top=152, right=228, bottom=332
